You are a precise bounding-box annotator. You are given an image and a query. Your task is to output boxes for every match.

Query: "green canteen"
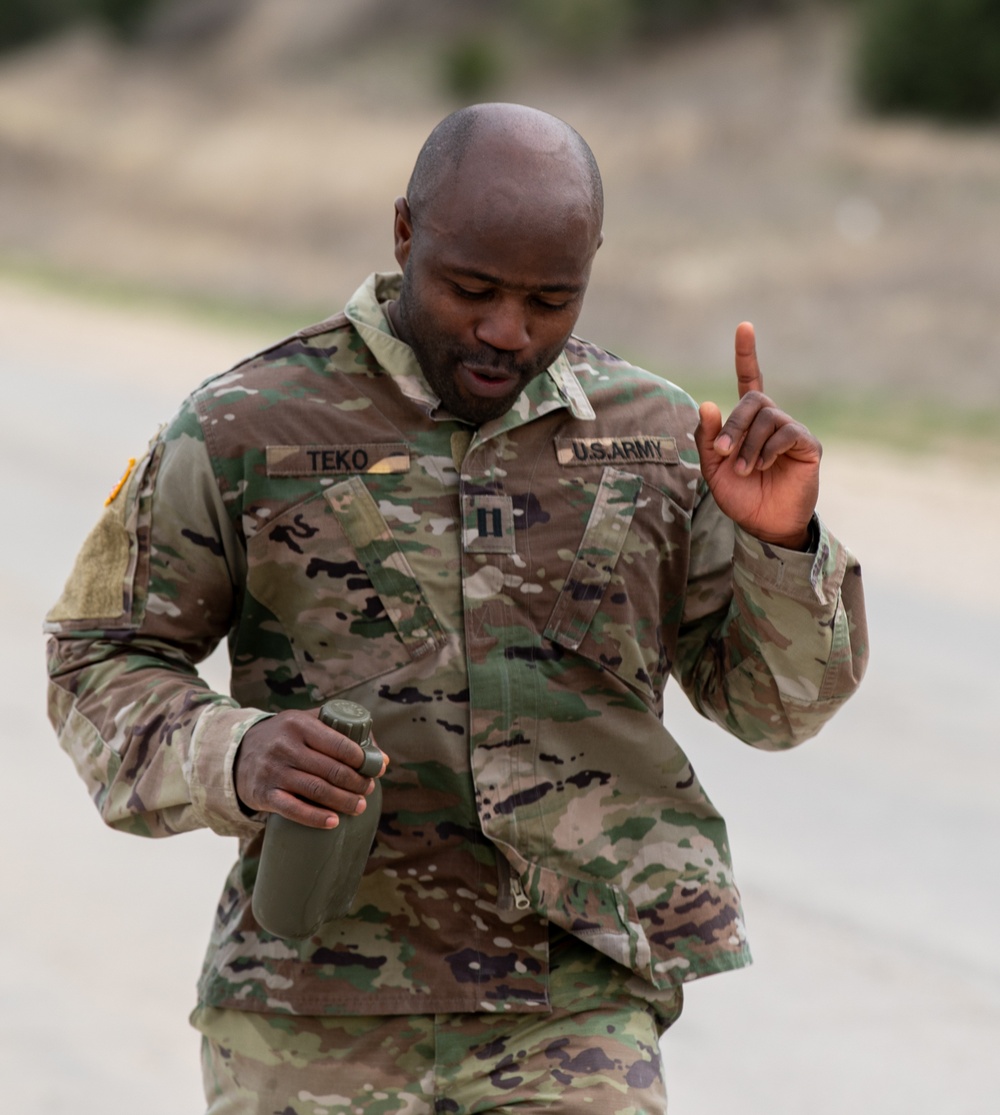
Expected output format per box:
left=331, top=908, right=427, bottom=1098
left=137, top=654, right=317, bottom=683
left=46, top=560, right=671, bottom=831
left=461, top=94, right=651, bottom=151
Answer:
left=251, top=699, right=381, bottom=938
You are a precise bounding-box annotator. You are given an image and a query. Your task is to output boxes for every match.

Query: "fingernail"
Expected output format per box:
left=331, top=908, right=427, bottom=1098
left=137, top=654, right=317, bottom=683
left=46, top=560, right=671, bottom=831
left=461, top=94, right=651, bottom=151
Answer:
left=715, top=435, right=732, bottom=454
left=325, top=815, right=339, bottom=829
left=356, top=797, right=366, bottom=814
left=735, top=458, right=750, bottom=474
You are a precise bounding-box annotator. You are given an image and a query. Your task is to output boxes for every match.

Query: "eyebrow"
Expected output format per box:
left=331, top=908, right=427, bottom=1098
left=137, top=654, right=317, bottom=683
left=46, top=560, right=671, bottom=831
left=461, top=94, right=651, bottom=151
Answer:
left=448, top=266, right=583, bottom=295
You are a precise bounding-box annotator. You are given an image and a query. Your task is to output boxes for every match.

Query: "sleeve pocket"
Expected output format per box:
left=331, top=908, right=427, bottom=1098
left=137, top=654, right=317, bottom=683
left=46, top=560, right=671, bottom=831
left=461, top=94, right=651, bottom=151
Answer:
left=45, top=444, right=162, bottom=631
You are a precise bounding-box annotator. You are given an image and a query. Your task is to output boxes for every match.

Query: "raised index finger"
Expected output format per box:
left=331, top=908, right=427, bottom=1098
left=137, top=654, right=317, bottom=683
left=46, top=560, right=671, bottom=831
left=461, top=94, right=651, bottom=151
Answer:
left=735, top=321, right=764, bottom=398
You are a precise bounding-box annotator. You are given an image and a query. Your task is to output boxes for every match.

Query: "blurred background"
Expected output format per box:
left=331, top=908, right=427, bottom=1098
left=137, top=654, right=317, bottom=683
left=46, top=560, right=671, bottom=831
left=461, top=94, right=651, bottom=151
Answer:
left=1, top=1, right=998, bottom=1111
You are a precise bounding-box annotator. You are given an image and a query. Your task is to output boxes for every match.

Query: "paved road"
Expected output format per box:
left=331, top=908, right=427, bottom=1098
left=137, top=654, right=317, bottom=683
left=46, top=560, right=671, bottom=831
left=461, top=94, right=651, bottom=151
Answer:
left=2, top=281, right=998, bottom=1112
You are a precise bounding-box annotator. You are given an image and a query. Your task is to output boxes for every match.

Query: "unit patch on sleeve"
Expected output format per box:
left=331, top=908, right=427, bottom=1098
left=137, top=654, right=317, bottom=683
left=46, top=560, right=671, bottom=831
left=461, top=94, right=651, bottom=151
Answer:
left=266, top=443, right=411, bottom=476
left=554, top=436, right=678, bottom=467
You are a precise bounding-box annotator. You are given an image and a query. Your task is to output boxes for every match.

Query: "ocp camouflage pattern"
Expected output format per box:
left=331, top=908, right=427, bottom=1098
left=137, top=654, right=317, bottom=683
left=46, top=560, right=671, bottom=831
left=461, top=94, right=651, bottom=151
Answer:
left=194, top=927, right=680, bottom=1113
left=46, top=272, right=868, bottom=1017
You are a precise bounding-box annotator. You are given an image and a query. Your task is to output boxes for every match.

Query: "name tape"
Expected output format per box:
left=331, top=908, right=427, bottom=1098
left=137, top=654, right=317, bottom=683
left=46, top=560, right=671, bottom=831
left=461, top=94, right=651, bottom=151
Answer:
left=267, top=444, right=411, bottom=476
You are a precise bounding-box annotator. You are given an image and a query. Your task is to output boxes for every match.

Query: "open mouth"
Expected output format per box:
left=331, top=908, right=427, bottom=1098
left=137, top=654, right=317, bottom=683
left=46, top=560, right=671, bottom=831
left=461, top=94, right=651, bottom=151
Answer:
left=458, top=362, right=519, bottom=398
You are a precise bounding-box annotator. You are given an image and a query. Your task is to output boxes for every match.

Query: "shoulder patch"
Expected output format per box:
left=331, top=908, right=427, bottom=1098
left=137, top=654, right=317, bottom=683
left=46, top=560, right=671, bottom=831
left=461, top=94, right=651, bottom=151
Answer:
left=104, top=457, right=137, bottom=506
left=46, top=443, right=162, bottom=629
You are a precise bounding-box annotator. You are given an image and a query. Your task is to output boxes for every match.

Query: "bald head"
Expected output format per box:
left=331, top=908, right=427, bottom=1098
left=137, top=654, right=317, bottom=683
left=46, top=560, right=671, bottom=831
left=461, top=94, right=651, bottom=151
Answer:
left=406, top=103, right=603, bottom=237
left=389, top=104, right=604, bottom=425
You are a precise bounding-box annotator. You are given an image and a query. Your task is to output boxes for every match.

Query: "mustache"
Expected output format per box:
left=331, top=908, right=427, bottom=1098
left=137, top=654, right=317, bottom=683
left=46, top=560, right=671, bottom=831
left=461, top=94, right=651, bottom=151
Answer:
left=453, top=346, right=530, bottom=377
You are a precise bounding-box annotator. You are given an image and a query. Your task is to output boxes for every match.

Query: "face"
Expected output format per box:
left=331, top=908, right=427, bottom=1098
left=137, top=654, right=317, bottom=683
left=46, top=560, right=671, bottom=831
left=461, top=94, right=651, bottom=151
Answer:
left=391, top=177, right=601, bottom=425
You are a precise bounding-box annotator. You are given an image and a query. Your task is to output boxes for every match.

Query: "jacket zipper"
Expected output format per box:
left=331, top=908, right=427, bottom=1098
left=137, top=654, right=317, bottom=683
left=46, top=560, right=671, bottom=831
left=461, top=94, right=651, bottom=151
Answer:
left=497, top=856, right=531, bottom=911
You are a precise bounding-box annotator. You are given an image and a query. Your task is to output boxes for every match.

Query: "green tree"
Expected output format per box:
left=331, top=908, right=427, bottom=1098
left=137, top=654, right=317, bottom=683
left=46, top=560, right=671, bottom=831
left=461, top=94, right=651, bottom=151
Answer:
left=0, top=0, right=77, bottom=51
left=856, top=0, right=1000, bottom=121
left=0, top=0, right=160, bottom=53
left=95, top=0, right=160, bottom=41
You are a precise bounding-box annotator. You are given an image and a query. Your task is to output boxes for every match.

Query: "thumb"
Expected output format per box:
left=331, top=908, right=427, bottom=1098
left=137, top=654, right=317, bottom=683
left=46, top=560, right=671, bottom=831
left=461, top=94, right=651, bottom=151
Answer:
left=695, top=401, right=724, bottom=477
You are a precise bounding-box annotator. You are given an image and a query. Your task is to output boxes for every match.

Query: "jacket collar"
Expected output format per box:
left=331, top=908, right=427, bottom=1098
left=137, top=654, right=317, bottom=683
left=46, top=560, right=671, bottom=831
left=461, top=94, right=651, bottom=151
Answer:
left=344, top=272, right=595, bottom=429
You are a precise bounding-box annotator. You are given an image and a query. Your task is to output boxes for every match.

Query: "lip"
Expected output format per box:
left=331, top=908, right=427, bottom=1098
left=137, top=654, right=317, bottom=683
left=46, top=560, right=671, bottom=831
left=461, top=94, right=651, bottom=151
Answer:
left=457, top=362, right=520, bottom=399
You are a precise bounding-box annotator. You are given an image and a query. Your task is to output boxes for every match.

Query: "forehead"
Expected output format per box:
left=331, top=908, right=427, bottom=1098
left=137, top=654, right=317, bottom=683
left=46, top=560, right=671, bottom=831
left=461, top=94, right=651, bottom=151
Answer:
left=417, top=156, right=599, bottom=288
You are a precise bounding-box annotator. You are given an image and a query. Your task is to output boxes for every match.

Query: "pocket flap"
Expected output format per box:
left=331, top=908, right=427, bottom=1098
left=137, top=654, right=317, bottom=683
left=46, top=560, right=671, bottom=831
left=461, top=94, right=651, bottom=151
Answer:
left=324, top=476, right=444, bottom=659
left=544, top=468, right=643, bottom=652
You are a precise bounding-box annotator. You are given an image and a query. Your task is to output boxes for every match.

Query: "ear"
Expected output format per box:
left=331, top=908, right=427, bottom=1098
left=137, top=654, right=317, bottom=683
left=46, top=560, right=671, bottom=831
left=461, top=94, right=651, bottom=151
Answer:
left=393, top=197, right=414, bottom=269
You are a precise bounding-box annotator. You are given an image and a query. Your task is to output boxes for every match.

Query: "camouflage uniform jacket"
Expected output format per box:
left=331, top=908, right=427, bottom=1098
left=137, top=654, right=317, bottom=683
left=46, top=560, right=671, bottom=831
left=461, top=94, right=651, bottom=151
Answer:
left=46, top=272, right=868, bottom=1017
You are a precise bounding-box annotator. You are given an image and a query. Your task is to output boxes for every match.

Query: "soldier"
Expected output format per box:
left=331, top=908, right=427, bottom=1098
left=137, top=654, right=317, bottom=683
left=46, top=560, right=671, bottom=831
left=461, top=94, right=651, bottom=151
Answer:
left=46, top=103, right=867, bottom=1113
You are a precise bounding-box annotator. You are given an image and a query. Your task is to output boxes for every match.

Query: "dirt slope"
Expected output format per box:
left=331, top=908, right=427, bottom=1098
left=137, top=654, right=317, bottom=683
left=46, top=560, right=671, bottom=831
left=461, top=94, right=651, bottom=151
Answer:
left=1, top=4, right=998, bottom=413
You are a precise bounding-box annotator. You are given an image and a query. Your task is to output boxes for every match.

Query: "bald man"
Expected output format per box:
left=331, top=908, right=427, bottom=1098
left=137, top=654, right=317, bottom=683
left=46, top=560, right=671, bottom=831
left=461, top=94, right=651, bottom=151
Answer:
left=47, top=104, right=867, bottom=1113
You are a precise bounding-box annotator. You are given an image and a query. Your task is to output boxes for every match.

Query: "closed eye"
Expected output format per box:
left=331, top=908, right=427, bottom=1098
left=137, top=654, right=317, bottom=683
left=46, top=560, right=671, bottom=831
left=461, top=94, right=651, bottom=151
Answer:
left=452, top=283, right=491, bottom=300
left=532, top=295, right=573, bottom=311
left=451, top=281, right=574, bottom=311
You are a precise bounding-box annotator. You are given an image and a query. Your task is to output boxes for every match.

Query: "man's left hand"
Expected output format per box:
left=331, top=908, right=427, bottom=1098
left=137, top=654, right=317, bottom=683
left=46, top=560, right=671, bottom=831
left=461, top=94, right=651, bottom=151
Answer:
left=694, top=322, right=820, bottom=550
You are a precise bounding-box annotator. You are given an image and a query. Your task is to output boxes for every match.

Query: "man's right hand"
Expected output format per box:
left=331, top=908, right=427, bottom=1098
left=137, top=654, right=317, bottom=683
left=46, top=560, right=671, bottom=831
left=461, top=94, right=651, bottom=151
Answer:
left=234, top=710, right=387, bottom=829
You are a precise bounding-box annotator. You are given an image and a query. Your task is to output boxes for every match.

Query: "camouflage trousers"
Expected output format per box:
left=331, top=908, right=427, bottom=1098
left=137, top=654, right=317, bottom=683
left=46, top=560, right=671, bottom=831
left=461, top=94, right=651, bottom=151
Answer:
left=192, top=992, right=681, bottom=1115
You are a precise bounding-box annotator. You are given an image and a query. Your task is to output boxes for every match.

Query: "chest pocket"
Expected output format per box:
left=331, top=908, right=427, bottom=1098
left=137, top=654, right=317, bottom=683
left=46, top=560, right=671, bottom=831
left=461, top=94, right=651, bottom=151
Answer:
left=544, top=466, right=690, bottom=708
left=247, top=475, right=445, bottom=700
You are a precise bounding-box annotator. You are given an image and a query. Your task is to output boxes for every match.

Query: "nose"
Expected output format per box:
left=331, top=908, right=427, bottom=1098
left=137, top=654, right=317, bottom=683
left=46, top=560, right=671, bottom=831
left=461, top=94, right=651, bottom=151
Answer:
left=474, top=297, right=530, bottom=353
